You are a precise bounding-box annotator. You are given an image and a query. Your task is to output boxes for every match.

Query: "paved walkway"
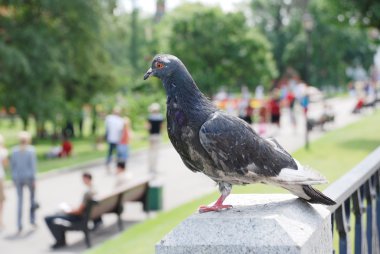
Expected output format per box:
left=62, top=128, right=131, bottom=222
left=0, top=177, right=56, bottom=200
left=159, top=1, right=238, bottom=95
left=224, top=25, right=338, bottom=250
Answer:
left=0, top=96, right=364, bottom=253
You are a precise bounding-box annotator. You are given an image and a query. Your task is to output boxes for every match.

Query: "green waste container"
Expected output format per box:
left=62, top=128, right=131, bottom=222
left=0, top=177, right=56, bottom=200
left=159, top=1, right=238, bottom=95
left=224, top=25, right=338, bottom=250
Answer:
left=145, top=180, right=163, bottom=211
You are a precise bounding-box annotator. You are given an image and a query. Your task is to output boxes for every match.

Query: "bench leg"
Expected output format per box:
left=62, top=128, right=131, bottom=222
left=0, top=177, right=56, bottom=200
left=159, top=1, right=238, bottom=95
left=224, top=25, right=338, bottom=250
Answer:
left=84, top=229, right=91, bottom=248
left=117, top=214, right=123, bottom=231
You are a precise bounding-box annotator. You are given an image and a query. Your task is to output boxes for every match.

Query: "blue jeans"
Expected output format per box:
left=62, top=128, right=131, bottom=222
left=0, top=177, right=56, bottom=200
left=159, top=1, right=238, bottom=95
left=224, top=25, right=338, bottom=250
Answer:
left=117, top=144, right=129, bottom=162
left=14, top=178, right=36, bottom=230
left=45, top=214, right=82, bottom=244
left=106, top=143, right=117, bottom=165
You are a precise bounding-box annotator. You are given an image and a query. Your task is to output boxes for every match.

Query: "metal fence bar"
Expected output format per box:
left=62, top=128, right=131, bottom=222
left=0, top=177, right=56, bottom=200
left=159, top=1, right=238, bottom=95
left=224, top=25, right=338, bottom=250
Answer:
left=336, top=205, right=350, bottom=254
left=365, top=179, right=375, bottom=254
left=375, top=171, right=380, bottom=248
left=324, top=147, right=380, bottom=211
left=352, top=189, right=366, bottom=254
left=323, top=147, right=380, bottom=254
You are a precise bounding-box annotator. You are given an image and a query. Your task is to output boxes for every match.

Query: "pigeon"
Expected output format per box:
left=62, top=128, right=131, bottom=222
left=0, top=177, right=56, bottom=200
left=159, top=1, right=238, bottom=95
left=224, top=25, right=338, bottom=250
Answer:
left=144, top=54, right=336, bottom=213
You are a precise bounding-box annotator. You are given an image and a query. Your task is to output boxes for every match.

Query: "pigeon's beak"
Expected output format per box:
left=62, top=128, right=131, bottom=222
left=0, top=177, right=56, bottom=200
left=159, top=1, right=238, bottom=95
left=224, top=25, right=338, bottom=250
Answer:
left=143, top=68, right=153, bottom=80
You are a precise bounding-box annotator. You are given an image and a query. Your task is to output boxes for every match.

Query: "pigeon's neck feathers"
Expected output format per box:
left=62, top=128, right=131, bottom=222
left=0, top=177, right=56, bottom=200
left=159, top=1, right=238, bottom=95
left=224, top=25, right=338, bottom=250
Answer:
left=162, top=65, right=216, bottom=112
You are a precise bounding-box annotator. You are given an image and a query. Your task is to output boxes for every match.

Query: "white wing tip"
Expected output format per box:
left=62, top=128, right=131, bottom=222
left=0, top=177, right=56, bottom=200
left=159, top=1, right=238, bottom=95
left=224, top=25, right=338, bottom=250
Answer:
left=273, top=166, right=328, bottom=185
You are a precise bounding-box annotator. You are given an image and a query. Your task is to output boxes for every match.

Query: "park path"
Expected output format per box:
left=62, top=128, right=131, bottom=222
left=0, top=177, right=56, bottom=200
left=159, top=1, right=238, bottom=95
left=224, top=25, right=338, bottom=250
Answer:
left=0, top=96, right=364, bottom=253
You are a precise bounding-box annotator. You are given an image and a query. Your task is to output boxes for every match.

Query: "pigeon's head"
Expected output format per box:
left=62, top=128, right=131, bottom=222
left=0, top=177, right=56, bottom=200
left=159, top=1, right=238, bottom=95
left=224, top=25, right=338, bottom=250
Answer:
left=143, top=54, right=183, bottom=81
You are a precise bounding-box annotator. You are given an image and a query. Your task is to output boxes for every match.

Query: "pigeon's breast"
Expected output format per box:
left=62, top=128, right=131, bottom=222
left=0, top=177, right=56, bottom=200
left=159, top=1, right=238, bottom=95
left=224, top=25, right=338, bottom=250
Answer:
left=166, top=99, right=217, bottom=175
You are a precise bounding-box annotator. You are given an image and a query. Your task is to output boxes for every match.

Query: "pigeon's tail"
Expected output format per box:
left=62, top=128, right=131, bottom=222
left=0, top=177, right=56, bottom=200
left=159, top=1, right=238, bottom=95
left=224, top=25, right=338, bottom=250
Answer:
left=301, top=185, right=336, bottom=205
left=281, top=184, right=336, bottom=206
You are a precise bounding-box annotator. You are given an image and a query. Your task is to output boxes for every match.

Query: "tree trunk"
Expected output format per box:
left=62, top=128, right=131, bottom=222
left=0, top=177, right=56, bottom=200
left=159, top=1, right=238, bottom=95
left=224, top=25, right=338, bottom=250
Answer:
left=91, top=106, right=98, bottom=136
left=21, top=116, right=29, bottom=130
left=35, top=119, right=47, bottom=139
left=78, top=117, right=83, bottom=137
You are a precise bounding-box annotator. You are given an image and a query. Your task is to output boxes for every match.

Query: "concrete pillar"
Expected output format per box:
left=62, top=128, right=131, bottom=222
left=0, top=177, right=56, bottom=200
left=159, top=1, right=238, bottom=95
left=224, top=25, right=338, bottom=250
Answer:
left=156, top=194, right=332, bottom=254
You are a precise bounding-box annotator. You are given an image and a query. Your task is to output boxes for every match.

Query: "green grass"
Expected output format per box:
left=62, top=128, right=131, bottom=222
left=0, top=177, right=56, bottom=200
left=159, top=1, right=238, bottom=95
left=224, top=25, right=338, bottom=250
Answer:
left=0, top=117, right=168, bottom=178
left=87, top=110, right=380, bottom=254
left=32, top=135, right=153, bottom=174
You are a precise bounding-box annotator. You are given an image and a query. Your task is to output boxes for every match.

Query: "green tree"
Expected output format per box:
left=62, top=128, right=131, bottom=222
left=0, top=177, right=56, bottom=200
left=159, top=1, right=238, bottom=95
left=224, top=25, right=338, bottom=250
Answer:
left=281, top=0, right=376, bottom=86
left=250, top=0, right=376, bottom=87
left=167, top=4, right=277, bottom=94
left=325, top=0, right=380, bottom=30
left=250, top=0, right=306, bottom=82
left=0, top=0, right=114, bottom=135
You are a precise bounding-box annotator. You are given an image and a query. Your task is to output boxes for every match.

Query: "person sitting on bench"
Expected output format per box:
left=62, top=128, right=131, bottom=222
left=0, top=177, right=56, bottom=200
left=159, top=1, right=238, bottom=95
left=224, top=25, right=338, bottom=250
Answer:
left=44, top=172, right=96, bottom=249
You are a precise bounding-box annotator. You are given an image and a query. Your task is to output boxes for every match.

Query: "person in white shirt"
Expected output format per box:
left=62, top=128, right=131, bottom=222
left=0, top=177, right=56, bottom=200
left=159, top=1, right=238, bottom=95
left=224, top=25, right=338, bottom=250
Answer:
left=104, top=107, right=124, bottom=172
left=114, top=161, right=132, bottom=188
left=0, top=134, right=8, bottom=229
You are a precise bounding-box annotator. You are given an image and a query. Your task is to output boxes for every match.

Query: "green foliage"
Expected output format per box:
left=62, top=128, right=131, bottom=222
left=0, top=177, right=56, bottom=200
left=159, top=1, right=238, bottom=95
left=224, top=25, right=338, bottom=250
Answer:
left=282, top=3, right=376, bottom=86
left=325, top=0, right=380, bottom=30
left=167, top=4, right=277, bottom=93
left=0, top=0, right=114, bottom=129
left=250, top=0, right=376, bottom=87
left=1, top=0, right=377, bottom=136
left=250, top=0, right=305, bottom=77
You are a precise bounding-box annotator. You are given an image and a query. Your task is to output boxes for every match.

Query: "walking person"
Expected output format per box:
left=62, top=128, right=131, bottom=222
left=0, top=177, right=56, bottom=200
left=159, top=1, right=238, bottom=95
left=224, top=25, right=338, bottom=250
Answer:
left=147, top=103, right=164, bottom=176
left=0, top=134, right=9, bottom=230
left=104, top=107, right=124, bottom=173
left=286, top=89, right=297, bottom=130
left=10, top=131, right=38, bottom=233
left=117, top=117, right=132, bottom=169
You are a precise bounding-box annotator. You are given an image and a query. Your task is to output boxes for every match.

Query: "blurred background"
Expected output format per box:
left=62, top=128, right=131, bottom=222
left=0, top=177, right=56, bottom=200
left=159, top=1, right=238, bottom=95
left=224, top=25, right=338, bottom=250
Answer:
left=0, top=0, right=379, bottom=139
left=1, top=0, right=380, bottom=253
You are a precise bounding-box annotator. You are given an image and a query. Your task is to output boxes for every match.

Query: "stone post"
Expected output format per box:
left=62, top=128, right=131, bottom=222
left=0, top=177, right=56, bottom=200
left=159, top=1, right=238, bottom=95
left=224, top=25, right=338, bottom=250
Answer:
left=156, top=194, right=332, bottom=254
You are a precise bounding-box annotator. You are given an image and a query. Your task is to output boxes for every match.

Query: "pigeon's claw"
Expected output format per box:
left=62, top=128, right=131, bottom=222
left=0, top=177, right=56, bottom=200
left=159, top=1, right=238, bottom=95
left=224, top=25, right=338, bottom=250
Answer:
left=198, top=204, right=233, bottom=213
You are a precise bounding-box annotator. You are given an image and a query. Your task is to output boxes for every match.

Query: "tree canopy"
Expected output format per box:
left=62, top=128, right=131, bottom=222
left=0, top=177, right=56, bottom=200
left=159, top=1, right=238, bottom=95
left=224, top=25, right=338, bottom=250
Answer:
left=0, top=0, right=377, bottom=135
left=167, top=4, right=277, bottom=94
left=0, top=0, right=114, bottom=129
left=249, top=0, right=377, bottom=87
left=326, top=0, right=380, bottom=30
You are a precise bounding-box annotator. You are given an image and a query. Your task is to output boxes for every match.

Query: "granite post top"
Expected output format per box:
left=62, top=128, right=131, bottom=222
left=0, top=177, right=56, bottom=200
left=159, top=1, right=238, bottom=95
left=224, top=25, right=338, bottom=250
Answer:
left=156, top=194, right=332, bottom=254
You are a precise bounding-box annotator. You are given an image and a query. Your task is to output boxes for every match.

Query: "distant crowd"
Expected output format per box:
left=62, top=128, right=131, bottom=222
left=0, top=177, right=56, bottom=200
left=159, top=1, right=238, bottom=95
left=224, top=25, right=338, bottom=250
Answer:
left=214, top=79, right=329, bottom=136
left=349, top=80, right=380, bottom=113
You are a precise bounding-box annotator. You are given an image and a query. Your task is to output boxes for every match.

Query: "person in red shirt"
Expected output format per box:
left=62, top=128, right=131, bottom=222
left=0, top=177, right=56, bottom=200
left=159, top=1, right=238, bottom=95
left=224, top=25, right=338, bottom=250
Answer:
left=268, top=94, right=281, bottom=128
left=117, top=117, right=132, bottom=169
left=59, top=137, right=72, bottom=157
left=353, top=97, right=364, bottom=113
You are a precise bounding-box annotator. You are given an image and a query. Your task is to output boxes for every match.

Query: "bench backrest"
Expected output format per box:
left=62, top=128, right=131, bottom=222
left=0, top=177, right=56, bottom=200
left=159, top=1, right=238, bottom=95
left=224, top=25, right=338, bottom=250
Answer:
left=88, top=176, right=152, bottom=220
left=121, top=179, right=150, bottom=203
left=89, top=194, right=121, bottom=219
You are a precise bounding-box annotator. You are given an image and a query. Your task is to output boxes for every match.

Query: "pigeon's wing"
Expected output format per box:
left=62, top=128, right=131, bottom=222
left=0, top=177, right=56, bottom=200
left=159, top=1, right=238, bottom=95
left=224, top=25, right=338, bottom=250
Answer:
left=265, top=137, right=327, bottom=184
left=199, top=112, right=298, bottom=177
left=265, top=137, right=296, bottom=158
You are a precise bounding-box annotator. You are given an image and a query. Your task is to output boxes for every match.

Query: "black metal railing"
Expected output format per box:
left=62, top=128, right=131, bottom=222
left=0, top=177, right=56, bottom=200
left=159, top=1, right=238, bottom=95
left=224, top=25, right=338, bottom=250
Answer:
left=324, top=147, right=380, bottom=254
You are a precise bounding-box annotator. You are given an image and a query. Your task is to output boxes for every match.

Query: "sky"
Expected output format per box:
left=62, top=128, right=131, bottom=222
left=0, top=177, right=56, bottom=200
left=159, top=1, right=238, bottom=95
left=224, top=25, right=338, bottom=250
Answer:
left=116, top=0, right=247, bottom=15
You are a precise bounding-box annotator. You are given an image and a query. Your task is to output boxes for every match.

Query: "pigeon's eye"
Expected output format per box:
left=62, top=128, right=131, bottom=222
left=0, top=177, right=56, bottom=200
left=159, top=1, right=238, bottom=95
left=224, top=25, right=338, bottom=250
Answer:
left=155, top=62, right=165, bottom=69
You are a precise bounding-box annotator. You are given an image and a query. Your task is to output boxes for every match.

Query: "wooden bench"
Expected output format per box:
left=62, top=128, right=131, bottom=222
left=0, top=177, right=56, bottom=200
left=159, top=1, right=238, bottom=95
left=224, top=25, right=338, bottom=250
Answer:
left=62, top=175, right=152, bottom=247
left=307, top=113, right=335, bottom=131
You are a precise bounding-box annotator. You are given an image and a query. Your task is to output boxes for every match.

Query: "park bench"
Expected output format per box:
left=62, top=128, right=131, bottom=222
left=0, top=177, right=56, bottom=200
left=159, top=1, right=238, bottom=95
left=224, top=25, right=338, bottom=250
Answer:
left=61, top=175, right=153, bottom=247
left=307, top=113, right=335, bottom=131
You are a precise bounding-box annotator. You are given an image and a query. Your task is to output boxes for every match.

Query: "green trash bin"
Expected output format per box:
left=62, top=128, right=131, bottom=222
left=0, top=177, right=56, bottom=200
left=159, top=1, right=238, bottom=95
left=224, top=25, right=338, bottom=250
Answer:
left=145, top=180, right=163, bottom=212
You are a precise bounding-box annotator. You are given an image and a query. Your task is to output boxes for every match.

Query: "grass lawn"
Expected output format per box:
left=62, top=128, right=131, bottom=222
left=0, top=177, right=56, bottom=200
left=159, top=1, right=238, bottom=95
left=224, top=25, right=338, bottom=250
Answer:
left=87, top=110, right=380, bottom=254
left=0, top=117, right=168, bottom=178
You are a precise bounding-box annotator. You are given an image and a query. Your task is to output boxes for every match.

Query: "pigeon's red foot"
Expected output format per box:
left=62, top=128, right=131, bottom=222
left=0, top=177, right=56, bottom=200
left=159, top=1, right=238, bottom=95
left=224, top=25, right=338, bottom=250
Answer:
left=198, top=204, right=233, bottom=213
